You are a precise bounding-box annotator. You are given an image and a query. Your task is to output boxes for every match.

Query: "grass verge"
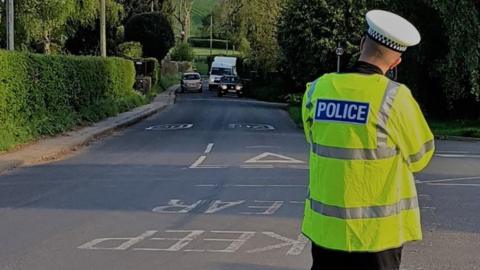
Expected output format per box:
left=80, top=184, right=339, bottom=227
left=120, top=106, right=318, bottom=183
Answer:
left=159, top=73, right=181, bottom=91
left=288, top=105, right=303, bottom=128
left=430, top=120, right=480, bottom=138
left=193, top=47, right=240, bottom=57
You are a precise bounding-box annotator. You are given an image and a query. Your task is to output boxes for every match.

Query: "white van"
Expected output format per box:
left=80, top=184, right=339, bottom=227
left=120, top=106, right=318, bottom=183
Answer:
left=208, top=57, right=237, bottom=91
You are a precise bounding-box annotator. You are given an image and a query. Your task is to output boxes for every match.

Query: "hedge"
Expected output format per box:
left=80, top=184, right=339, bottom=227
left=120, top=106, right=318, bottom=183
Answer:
left=0, top=50, right=144, bottom=151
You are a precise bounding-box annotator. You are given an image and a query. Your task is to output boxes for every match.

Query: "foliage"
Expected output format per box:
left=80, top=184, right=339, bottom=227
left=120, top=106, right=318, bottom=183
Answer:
left=64, top=0, right=125, bottom=55
left=117, top=41, right=143, bottom=59
left=159, top=73, right=182, bottom=91
left=171, top=43, right=195, bottom=61
left=366, top=0, right=480, bottom=118
left=124, top=12, right=175, bottom=60
left=278, top=0, right=367, bottom=88
left=118, top=0, right=164, bottom=23
left=0, top=49, right=144, bottom=151
left=13, top=0, right=97, bottom=53
left=207, top=0, right=283, bottom=75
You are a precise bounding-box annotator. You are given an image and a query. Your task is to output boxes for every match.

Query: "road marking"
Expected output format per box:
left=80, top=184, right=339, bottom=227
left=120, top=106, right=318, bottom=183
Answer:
left=289, top=201, right=305, bottom=204
left=246, top=232, right=308, bottom=255
left=135, top=230, right=204, bottom=252
left=435, top=154, right=480, bottom=158
left=146, top=124, right=193, bottom=131
left=195, top=165, right=228, bottom=169
left=241, top=200, right=284, bottom=215
left=195, top=184, right=307, bottom=188
left=437, top=151, right=471, bottom=154
left=204, top=143, right=214, bottom=154
left=203, top=231, right=256, bottom=253
left=152, top=200, right=204, bottom=214
left=190, top=156, right=207, bottom=168
left=417, top=176, right=480, bottom=184
left=78, top=230, right=157, bottom=250
left=245, top=152, right=304, bottom=164
left=79, top=230, right=308, bottom=256
left=246, top=146, right=280, bottom=149
left=205, top=200, right=245, bottom=214
left=240, top=165, right=275, bottom=169
left=428, top=183, right=480, bottom=187
left=152, top=199, right=306, bottom=215
left=229, top=123, right=275, bottom=131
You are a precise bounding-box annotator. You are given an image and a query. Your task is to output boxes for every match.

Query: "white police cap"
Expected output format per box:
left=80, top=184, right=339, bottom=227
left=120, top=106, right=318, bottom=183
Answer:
left=366, top=10, right=421, bottom=52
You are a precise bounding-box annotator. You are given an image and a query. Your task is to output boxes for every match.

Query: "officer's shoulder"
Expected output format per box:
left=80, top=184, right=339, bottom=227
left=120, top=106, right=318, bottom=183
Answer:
left=390, top=80, right=414, bottom=97
left=306, top=73, right=334, bottom=87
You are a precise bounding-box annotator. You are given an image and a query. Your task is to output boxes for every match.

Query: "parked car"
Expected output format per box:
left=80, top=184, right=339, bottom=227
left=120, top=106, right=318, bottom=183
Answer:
left=217, top=75, right=243, bottom=97
left=180, top=72, right=202, bottom=93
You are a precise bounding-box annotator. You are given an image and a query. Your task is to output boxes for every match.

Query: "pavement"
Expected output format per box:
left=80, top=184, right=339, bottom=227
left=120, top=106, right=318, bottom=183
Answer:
left=0, top=85, right=177, bottom=175
left=0, top=83, right=480, bottom=270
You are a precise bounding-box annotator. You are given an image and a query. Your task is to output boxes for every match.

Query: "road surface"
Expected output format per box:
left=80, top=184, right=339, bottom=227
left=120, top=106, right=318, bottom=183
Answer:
left=0, top=88, right=479, bottom=270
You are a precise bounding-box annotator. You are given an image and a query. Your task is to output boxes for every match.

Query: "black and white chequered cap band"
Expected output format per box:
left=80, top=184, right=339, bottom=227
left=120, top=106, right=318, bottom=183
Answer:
left=367, top=27, right=408, bottom=52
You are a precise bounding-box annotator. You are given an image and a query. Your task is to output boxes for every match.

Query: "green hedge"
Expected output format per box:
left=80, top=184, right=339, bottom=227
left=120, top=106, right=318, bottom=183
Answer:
left=0, top=50, right=144, bottom=151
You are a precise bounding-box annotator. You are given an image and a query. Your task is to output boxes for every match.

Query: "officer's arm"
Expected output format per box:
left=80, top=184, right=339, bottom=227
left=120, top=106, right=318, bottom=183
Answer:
left=392, top=87, right=435, bottom=173
left=302, top=83, right=312, bottom=143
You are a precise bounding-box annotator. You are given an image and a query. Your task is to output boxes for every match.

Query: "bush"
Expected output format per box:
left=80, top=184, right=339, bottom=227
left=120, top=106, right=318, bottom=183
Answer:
left=124, top=12, right=175, bottom=60
left=0, top=49, right=144, bottom=151
left=171, top=43, right=195, bottom=62
left=117, top=41, right=143, bottom=59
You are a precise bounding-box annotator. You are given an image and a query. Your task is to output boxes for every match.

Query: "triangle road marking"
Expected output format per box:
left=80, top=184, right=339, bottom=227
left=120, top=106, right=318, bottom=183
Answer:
left=245, top=152, right=304, bottom=164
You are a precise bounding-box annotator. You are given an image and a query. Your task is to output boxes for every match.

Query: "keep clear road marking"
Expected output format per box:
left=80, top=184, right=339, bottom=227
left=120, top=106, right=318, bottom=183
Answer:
left=78, top=230, right=309, bottom=256
left=244, top=152, right=305, bottom=164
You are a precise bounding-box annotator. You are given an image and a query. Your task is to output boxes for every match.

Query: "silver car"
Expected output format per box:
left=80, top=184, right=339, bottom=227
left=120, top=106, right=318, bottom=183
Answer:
left=180, top=73, right=202, bottom=93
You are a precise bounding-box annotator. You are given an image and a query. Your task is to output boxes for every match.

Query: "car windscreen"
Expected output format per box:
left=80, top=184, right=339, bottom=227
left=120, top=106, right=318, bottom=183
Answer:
left=183, top=74, right=200, bottom=80
left=211, top=68, right=232, bottom=76
left=220, top=76, right=239, bottom=83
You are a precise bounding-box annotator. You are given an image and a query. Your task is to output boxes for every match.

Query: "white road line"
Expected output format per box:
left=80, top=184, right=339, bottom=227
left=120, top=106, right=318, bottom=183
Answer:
left=428, top=183, right=480, bottom=187
left=195, top=165, right=228, bottom=169
left=286, top=165, right=309, bottom=170
left=417, top=176, right=480, bottom=184
left=204, top=143, right=214, bottom=154
left=240, top=165, right=275, bottom=169
left=195, top=184, right=307, bottom=188
left=246, top=146, right=280, bottom=149
left=437, top=151, right=471, bottom=154
left=435, top=154, right=480, bottom=158
left=190, top=156, right=207, bottom=169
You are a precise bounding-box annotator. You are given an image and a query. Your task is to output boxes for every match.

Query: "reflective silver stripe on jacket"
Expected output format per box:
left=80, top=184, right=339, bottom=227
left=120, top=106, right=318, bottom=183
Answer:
left=311, top=143, right=399, bottom=160
left=310, top=80, right=401, bottom=160
left=409, top=139, right=435, bottom=163
left=305, top=79, right=319, bottom=110
left=309, top=196, right=419, bottom=220
left=376, top=80, right=400, bottom=148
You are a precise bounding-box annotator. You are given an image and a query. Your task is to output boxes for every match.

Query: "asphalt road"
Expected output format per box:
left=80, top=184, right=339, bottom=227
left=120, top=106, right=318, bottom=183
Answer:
left=1, top=87, right=480, bottom=270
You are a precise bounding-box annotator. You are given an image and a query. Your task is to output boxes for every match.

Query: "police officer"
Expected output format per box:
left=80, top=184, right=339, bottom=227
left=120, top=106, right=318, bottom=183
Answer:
left=302, top=10, right=435, bottom=270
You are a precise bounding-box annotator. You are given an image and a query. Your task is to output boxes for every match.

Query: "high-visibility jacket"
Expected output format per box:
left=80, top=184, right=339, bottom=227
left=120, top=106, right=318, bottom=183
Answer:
left=302, top=73, right=434, bottom=252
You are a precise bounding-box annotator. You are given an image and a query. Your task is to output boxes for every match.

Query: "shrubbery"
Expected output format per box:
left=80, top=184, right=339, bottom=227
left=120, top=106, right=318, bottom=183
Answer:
left=0, top=50, right=144, bottom=151
left=117, top=41, right=143, bottom=59
left=171, top=43, right=195, bottom=62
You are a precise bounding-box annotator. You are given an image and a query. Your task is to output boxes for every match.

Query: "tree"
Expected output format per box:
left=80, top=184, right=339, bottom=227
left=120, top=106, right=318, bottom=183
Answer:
left=207, top=0, right=284, bottom=75
left=118, top=0, right=164, bottom=23
left=124, top=12, right=175, bottom=60
left=13, top=0, right=101, bottom=54
left=65, top=0, right=124, bottom=55
left=367, top=0, right=480, bottom=118
left=278, top=0, right=367, bottom=88
left=174, top=0, right=194, bottom=43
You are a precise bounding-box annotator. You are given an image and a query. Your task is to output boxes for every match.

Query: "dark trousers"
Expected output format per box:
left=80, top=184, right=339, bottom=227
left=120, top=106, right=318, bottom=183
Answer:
left=311, top=243, right=403, bottom=270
